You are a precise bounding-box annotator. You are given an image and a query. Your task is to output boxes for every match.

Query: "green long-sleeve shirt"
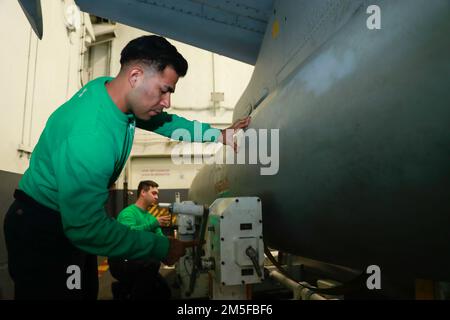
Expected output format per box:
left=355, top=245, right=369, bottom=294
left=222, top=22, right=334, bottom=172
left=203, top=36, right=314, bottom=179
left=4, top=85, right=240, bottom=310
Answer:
left=18, top=76, right=221, bottom=260
left=117, top=204, right=163, bottom=236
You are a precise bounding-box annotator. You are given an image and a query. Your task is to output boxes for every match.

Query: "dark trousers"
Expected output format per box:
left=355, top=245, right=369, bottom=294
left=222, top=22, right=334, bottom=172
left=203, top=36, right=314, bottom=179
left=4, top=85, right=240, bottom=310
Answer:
left=108, top=258, right=171, bottom=300
left=3, top=190, right=98, bottom=300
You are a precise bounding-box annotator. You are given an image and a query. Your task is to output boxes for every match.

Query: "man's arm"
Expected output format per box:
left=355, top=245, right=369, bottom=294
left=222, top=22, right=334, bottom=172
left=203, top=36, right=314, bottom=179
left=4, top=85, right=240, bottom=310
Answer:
left=51, top=133, right=169, bottom=260
left=136, top=112, right=251, bottom=149
left=136, top=112, right=221, bottom=142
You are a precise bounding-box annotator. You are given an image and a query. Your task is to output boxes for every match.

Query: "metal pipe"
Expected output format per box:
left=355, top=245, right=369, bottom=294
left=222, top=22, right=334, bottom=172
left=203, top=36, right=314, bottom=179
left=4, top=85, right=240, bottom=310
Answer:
left=171, top=202, right=204, bottom=217
left=158, top=203, right=171, bottom=209
left=211, top=53, right=216, bottom=116
left=21, top=27, right=33, bottom=147
left=78, top=13, right=86, bottom=88
left=106, top=40, right=112, bottom=76
left=65, top=37, right=72, bottom=99
left=269, top=270, right=327, bottom=300
left=28, top=35, right=39, bottom=149
left=123, top=181, right=128, bottom=208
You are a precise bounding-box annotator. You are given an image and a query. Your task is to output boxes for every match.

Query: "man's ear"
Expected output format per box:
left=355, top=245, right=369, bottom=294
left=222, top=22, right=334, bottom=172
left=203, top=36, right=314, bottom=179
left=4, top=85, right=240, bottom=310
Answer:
left=128, top=67, right=143, bottom=88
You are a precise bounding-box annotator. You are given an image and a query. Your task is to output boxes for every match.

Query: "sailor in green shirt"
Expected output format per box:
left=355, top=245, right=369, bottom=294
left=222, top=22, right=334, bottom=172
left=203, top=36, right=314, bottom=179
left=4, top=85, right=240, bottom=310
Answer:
left=109, top=180, right=172, bottom=300
left=4, top=35, right=250, bottom=300
left=116, top=183, right=170, bottom=237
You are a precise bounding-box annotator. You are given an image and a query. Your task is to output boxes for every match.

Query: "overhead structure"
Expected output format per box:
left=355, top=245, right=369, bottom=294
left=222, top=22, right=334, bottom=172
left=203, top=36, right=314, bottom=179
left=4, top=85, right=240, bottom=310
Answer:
left=75, top=0, right=274, bottom=65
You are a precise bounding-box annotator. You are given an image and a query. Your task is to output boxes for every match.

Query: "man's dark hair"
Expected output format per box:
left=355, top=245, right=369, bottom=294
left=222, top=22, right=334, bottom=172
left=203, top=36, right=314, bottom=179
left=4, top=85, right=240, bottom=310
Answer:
left=120, top=35, right=188, bottom=76
left=137, top=180, right=159, bottom=197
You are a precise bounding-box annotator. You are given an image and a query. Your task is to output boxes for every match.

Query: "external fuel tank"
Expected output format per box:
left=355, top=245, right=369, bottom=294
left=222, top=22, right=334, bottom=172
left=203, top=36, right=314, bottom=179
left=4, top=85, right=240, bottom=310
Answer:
left=189, top=0, right=450, bottom=281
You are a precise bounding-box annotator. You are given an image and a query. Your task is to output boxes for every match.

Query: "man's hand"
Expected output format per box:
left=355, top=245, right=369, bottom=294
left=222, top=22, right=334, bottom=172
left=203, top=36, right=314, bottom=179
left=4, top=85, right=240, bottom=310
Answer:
left=157, top=215, right=171, bottom=227
left=162, top=237, right=199, bottom=266
left=218, top=116, right=251, bottom=152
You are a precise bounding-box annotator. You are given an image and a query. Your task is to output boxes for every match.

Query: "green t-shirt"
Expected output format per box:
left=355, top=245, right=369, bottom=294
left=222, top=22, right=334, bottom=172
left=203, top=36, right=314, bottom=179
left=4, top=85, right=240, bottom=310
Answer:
left=117, top=204, right=164, bottom=236
left=18, top=76, right=221, bottom=260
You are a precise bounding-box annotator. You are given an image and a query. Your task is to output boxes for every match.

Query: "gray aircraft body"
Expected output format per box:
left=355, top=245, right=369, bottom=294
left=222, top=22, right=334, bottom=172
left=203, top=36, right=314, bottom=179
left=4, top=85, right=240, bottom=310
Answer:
left=190, top=1, right=450, bottom=280
left=191, top=0, right=450, bottom=283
